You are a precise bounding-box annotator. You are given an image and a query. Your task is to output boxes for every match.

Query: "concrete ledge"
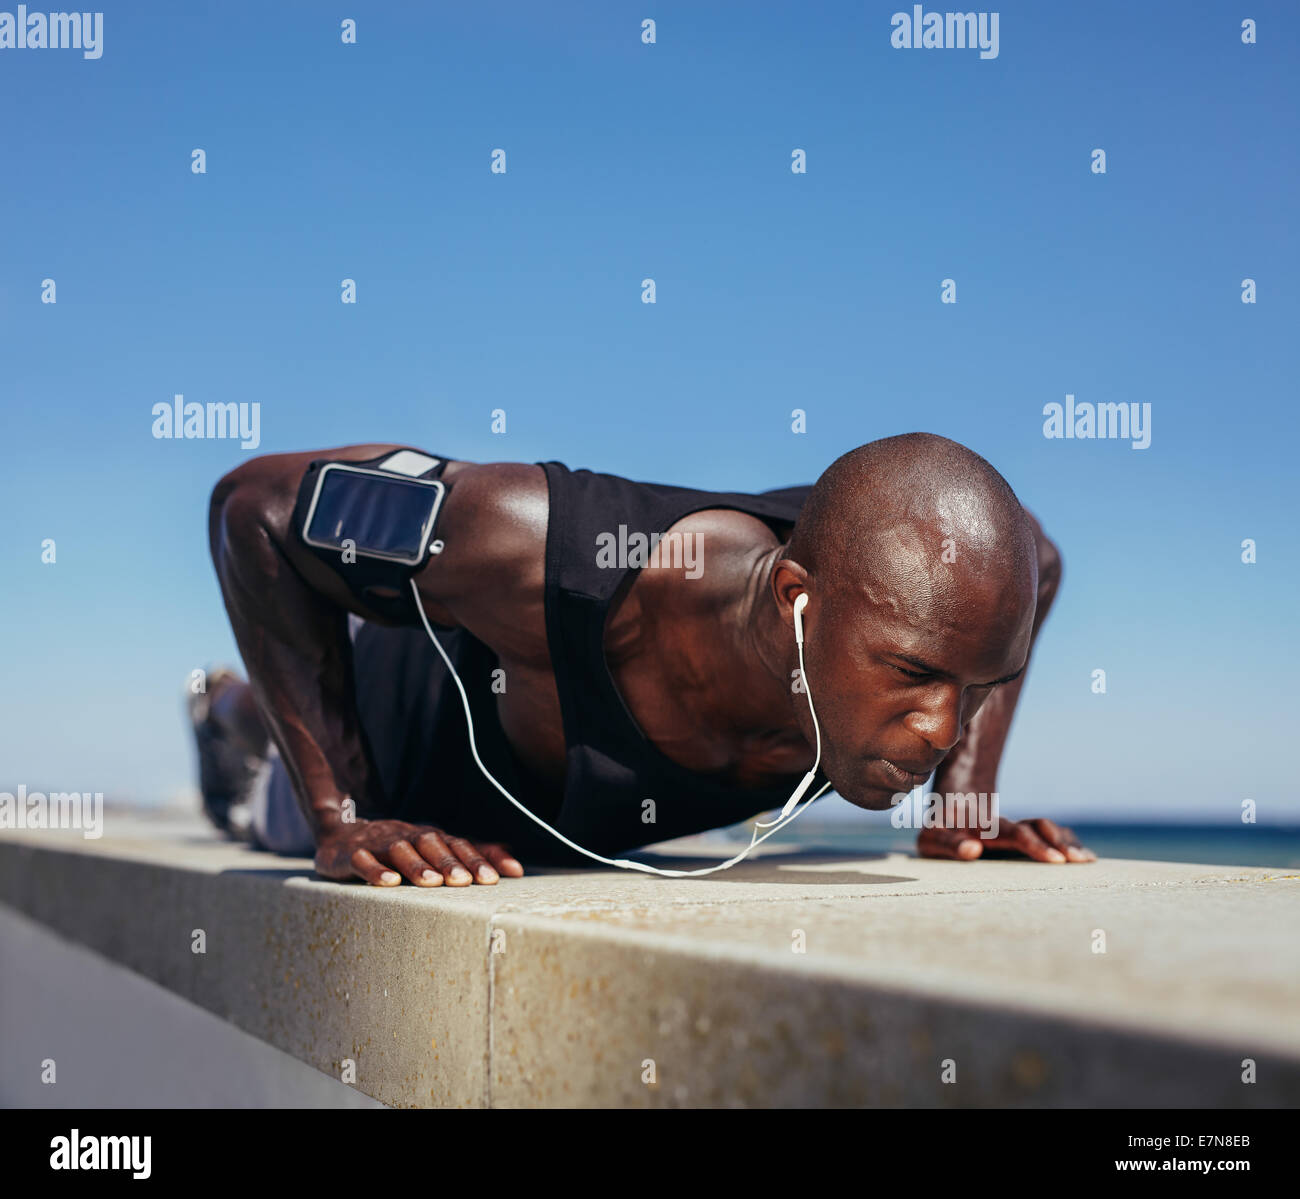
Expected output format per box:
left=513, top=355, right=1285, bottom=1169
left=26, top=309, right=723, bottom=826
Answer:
left=1, top=819, right=1297, bottom=1107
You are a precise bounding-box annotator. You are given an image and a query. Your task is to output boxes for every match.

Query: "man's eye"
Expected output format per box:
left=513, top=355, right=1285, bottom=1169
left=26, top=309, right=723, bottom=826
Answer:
left=893, top=665, right=930, bottom=682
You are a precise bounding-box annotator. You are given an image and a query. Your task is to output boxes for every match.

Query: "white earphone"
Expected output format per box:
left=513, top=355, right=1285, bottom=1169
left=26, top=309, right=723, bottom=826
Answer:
left=755, top=590, right=820, bottom=827
left=411, top=579, right=828, bottom=877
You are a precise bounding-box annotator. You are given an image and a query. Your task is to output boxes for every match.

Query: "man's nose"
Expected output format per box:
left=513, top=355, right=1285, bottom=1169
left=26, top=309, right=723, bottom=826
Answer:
left=903, top=686, right=966, bottom=754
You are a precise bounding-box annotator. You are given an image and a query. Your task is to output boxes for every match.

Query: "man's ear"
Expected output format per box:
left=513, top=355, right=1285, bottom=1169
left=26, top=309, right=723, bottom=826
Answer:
left=770, top=555, right=812, bottom=629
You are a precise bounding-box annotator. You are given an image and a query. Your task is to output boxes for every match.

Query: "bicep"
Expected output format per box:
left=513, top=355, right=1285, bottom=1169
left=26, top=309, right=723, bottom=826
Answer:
left=213, top=446, right=413, bottom=627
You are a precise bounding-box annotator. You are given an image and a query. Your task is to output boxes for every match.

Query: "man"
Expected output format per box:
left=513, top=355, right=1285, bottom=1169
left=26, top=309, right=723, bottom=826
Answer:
left=196, top=432, right=1093, bottom=886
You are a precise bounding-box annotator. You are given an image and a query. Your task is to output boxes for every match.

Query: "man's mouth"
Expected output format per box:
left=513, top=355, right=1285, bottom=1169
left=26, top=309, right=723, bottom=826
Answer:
left=876, top=758, right=934, bottom=790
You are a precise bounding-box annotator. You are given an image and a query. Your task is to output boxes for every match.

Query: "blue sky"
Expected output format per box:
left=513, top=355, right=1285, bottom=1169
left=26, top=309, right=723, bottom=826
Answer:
left=2, top=1, right=1297, bottom=826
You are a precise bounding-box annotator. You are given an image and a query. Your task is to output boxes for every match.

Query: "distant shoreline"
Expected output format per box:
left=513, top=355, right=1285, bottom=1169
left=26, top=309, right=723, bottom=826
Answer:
left=716, top=820, right=1300, bottom=869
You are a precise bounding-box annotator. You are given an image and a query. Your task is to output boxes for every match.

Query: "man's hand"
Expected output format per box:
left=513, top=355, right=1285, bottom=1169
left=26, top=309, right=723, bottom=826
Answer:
left=315, top=818, right=525, bottom=886
left=918, top=817, right=1096, bottom=863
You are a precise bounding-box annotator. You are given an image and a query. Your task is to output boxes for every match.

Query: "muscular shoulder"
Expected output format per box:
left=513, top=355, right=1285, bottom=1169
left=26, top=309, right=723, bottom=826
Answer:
left=410, top=462, right=552, bottom=663
left=608, top=506, right=781, bottom=644
left=666, top=507, right=782, bottom=593
left=426, top=462, right=550, bottom=597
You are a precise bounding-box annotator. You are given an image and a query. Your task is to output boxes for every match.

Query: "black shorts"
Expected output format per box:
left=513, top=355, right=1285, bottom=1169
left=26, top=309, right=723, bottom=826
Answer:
left=349, top=620, right=574, bottom=863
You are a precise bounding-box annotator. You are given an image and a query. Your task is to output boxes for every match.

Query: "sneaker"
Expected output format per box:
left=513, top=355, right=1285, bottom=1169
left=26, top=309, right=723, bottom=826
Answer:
left=187, top=668, right=262, bottom=837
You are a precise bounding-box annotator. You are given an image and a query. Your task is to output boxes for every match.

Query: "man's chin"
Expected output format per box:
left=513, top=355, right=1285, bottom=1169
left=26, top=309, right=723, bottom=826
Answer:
left=838, top=784, right=902, bottom=813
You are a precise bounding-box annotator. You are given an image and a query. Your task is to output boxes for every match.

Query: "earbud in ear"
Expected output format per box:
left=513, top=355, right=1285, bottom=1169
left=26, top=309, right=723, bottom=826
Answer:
left=793, top=592, right=809, bottom=645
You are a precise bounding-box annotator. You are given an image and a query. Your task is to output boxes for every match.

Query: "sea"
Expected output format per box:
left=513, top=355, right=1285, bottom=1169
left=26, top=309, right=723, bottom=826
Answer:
left=713, top=821, right=1300, bottom=869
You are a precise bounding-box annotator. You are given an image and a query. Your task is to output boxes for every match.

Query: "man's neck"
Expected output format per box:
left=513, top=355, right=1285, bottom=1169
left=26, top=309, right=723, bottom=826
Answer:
left=619, top=529, right=814, bottom=781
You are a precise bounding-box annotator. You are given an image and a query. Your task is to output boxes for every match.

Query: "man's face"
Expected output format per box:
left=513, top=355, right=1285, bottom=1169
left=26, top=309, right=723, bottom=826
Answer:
left=800, top=544, right=1036, bottom=811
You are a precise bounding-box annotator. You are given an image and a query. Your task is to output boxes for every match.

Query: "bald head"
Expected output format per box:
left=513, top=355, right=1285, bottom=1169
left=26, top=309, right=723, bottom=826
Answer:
left=788, top=433, right=1038, bottom=617
left=771, top=433, right=1041, bottom=810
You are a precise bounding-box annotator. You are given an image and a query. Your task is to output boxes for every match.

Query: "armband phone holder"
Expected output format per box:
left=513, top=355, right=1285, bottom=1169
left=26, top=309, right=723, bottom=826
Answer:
left=292, top=449, right=448, bottom=622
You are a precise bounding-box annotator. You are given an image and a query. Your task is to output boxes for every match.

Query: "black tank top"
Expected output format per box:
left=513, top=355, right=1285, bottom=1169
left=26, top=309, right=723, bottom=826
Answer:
left=538, top=461, right=828, bottom=856
left=351, top=460, right=825, bottom=864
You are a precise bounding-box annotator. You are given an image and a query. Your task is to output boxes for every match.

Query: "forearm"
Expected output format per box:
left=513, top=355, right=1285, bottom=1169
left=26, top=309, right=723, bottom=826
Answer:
left=233, top=594, right=377, bottom=841
left=208, top=465, right=380, bottom=843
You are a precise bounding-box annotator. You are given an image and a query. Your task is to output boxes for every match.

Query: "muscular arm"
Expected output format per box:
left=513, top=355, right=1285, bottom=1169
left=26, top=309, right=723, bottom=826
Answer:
left=922, top=513, right=1093, bottom=863
left=208, top=444, right=550, bottom=882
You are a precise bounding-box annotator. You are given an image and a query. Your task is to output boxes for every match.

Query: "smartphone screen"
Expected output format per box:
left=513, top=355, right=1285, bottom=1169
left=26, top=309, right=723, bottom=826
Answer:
left=305, top=468, right=443, bottom=563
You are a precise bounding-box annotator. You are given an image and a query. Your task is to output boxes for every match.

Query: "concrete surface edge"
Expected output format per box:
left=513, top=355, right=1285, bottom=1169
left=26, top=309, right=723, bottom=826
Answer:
left=1, top=834, right=1296, bottom=1107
